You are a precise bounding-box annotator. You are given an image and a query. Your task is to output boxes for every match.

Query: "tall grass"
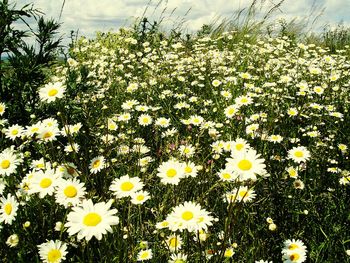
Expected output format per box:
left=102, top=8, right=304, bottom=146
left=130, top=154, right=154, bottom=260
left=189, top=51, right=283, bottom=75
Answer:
left=135, top=0, right=350, bottom=53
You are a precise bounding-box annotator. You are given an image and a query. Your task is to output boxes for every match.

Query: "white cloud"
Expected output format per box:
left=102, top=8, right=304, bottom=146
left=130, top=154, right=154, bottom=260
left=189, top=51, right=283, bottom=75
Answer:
left=11, top=0, right=350, bottom=44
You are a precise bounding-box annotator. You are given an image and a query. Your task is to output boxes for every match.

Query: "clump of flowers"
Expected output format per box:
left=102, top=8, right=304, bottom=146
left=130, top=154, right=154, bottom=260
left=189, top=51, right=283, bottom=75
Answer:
left=282, top=239, right=307, bottom=263
left=164, top=201, right=215, bottom=232
left=0, top=24, right=348, bottom=262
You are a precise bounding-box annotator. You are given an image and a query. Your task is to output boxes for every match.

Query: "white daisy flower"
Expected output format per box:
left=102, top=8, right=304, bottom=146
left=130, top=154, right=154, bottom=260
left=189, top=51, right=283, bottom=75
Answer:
left=157, top=160, right=186, bottom=185
left=224, top=186, right=256, bottom=203
left=287, top=146, right=311, bottom=163
left=4, top=124, right=24, bottom=140
left=137, top=249, right=153, bottom=261
left=165, top=234, right=182, bottom=252
left=0, top=148, right=22, bottom=176
left=65, top=199, right=119, bottom=241
left=225, top=148, right=266, bottom=181
left=0, top=102, right=5, bottom=116
left=29, top=168, right=61, bottom=198
left=130, top=190, right=150, bottom=205
left=168, top=253, right=188, bottom=263
left=39, top=82, right=66, bottom=103
left=0, top=194, right=19, bottom=225
left=109, top=175, right=144, bottom=198
left=89, top=156, right=105, bottom=174
left=155, top=117, right=171, bottom=128
left=178, top=144, right=195, bottom=158
left=55, top=178, right=86, bottom=207
left=166, top=201, right=214, bottom=232
left=138, top=114, right=153, bottom=126
left=37, top=240, right=68, bottom=263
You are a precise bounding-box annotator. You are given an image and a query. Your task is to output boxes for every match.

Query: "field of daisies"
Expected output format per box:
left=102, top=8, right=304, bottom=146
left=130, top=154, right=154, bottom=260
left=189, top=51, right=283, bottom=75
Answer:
left=0, top=26, right=350, bottom=262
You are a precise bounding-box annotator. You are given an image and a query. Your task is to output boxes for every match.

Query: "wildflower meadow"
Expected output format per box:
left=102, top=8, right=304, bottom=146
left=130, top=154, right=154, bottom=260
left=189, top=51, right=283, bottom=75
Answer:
left=0, top=1, right=349, bottom=262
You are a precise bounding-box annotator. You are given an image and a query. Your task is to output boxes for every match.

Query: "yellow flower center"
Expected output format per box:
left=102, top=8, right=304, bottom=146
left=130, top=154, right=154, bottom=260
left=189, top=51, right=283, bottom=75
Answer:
left=37, top=163, right=45, bottom=169
left=227, top=194, right=235, bottom=202
left=92, top=160, right=101, bottom=169
left=121, top=182, right=134, bottom=191
left=83, top=212, right=102, bottom=226
left=241, top=98, right=248, bottom=103
left=136, top=195, right=145, bottom=201
left=222, top=173, right=231, bottom=179
left=239, top=190, right=248, bottom=198
left=237, top=159, right=252, bottom=171
left=1, top=160, right=10, bottom=169
left=197, top=216, right=204, bottom=223
left=11, top=129, right=18, bottom=135
left=161, top=221, right=169, bottom=227
left=236, top=144, right=244, bottom=151
left=184, top=166, right=192, bottom=173
left=289, top=253, right=300, bottom=261
left=4, top=203, right=12, bottom=215
left=43, top=132, right=53, bottom=139
left=289, top=170, right=297, bottom=177
left=48, top=89, right=58, bottom=97
left=140, top=251, right=150, bottom=259
left=64, top=186, right=77, bottom=198
left=169, top=237, right=178, bottom=248
left=183, top=148, right=191, bottom=154
left=109, top=124, right=116, bottom=130
left=182, top=211, right=194, bottom=221
left=166, top=168, right=177, bottom=178
left=228, top=108, right=236, bottom=115
left=40, top=178, right=52, bottom=188
left=224, top=249, right=234, bottom=257
left=47, top=249, right=61, bottom=262
left=288, top=244, right=299, bottom=250
left=294, top=151, right=304, bottom=158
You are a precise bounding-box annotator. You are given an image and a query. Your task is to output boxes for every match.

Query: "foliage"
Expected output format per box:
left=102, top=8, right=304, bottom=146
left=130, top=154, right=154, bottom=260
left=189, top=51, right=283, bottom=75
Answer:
left=0, top=0, right=62, bottom=124
left=0, top=25, right=349, bottom=262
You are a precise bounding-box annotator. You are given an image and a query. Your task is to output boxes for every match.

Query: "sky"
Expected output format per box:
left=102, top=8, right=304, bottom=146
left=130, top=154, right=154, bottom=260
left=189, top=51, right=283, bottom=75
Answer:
left=11, top=0, right=350, bottom=44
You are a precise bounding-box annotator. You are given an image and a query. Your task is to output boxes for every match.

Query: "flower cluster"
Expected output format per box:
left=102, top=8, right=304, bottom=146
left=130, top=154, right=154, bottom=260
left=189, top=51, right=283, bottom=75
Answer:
left=282, top=239, right=307, bottom=263
left=0, top=27, right=348, bottom=262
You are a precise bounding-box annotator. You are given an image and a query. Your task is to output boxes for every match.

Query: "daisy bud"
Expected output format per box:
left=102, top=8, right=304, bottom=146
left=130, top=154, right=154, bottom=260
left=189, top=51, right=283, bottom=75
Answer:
left=6, top=234, right=19, bottom=247
left=266, top=217, right=274, bottom=224
left=55, top=221, right=63, bottom=231
left=140, top=241, right=148, bottom=249
left=269, top=223, right=277, bottom=231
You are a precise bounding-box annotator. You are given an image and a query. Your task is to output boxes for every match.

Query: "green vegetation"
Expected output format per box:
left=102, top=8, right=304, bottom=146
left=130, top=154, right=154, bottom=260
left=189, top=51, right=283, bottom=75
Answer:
left=0, top=0, right=349, bottom=262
